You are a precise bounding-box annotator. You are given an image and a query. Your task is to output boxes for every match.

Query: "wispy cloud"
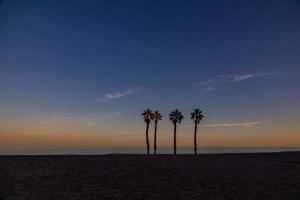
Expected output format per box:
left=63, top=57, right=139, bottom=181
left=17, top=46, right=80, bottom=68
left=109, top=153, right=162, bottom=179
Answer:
left=218, top=72, right=284, bottom=82
left=197, top=72, right=284, bottom=91
left=203, top=121, right=261, bottom=128
left=96, top=89, right=136, bottom=101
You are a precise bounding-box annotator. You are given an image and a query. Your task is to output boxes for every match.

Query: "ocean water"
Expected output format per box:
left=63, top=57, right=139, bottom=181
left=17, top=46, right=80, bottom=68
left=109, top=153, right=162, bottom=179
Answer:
left=0, top=147, right=299, bottom=155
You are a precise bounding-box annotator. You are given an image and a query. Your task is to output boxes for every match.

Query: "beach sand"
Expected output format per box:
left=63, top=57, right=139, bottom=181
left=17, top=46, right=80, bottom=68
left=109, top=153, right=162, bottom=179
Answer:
left=0, top=152, right=299, bottom=200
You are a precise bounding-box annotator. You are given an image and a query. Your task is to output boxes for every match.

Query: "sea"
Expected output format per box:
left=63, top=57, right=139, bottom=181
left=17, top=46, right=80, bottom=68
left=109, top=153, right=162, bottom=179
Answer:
left=0, top=147, right=299, bottom=155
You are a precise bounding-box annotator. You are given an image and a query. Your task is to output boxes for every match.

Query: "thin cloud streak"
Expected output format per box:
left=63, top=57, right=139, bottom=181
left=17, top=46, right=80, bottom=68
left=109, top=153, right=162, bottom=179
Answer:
left=218, top=72, right=285, bottom=82
left=203, top=122, right=261, bottom=128
left=197, top=72, right=285, bottom=91
left=96, top=89, right=136, bottom=101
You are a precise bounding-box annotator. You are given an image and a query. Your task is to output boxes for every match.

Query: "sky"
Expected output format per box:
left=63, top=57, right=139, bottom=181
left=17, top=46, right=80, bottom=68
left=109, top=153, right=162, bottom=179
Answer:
left=0, top=0, right=300, bottom=150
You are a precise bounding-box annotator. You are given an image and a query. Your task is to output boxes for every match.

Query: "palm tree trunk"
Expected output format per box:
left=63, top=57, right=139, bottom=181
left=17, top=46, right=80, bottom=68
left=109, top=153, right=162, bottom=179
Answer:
left=154, top=121, right=157, bottom=155
left=173, top=123, right=177, bottom=155
left=194, top=122, right=198, bottom=155
left=146, top=122, right=150, bottom=154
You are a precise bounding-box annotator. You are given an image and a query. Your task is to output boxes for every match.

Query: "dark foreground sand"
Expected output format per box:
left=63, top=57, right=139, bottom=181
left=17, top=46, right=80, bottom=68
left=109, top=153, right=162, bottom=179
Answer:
left=0, top=152, right=300, bottom=200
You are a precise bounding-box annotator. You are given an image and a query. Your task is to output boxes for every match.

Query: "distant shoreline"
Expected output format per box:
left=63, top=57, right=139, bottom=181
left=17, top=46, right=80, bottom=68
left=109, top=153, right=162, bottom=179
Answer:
left=1, top=147, right=300, bottom=156
left=1, top=150, right=300, bottom=157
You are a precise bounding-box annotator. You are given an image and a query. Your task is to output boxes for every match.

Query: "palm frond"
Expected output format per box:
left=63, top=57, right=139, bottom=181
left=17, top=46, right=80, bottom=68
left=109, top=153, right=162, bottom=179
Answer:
left=191, top=108, right=204, bottom=124
left=142, top=109, right=153, bottom=123
left=152, top=110, right=163, bottom=122
left=169, top=109, right=184, bottom=124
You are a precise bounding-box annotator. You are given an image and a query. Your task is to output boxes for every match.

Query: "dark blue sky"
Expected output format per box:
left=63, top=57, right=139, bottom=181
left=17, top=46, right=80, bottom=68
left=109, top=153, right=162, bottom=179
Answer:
left=0, top=0, right=300, bottom=148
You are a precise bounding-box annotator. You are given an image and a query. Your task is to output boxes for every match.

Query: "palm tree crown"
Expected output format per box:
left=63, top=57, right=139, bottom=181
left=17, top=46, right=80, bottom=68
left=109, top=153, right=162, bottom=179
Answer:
left=191, top=109, right=204, bottom=124
left=142, top=109, right=153, bottom=123
left=169, top=109, right=184, bottom=124
left=151, top=111, right=163, bottom=123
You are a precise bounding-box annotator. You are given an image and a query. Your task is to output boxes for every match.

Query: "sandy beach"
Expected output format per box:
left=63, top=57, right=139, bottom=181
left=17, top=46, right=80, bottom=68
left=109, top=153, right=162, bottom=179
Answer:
left=0, top=152, right=300, bottom=200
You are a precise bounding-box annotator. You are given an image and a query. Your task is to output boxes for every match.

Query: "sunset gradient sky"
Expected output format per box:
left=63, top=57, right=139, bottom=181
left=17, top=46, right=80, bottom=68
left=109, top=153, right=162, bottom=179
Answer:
left=1, top=0, right=300, bottom=150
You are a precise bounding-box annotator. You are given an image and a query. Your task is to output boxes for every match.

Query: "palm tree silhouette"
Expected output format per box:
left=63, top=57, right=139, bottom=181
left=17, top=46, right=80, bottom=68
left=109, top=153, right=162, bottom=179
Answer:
left=151, top=111, right=163, bottom=155
left=191, top=109, right=204, bottom=155
left=169, top=109, right=184, bottom=155
left=142, top=109, right=153, bottom=154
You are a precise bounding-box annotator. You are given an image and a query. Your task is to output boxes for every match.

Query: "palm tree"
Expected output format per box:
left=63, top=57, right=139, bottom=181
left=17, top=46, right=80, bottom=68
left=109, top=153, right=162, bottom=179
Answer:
left=169, top=109, right=184, bottom=155
left=151, top=111, right=163, bottom=155
left=142, top=109, right=153, bottom=154
left=191, top=109, right=204, bottom=155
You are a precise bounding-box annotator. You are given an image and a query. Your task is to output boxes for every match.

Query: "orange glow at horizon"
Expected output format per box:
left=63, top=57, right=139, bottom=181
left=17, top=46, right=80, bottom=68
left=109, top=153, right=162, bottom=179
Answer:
left=1, top=121, right=299, bottom=149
